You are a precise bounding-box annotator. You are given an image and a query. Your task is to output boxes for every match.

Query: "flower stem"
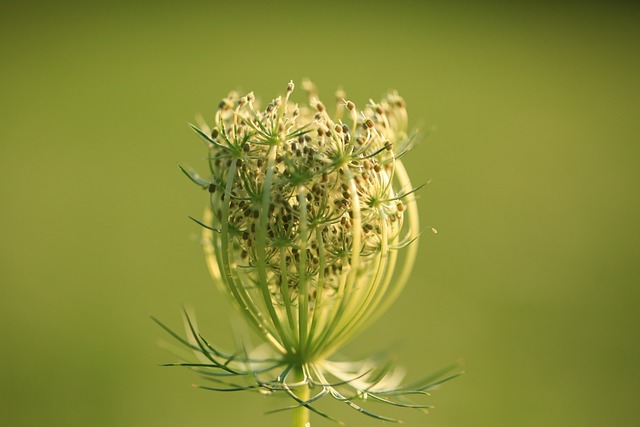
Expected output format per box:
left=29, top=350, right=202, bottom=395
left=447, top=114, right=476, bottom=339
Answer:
left=292, top=367, right=310, bottom=427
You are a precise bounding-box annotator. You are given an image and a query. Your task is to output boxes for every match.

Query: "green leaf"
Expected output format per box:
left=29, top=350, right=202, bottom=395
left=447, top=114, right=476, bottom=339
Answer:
left=189, top=123, right=229, bottom=150
left=188, top=216, right=220, bottom=233
left=178, top=164, right=209, bottom=188
left=196, top=383, right=263, bottom=392
left=150, top=315, right=199, bottom=351
left=383, top=183, right=426, bottom=202
left=367, top=393, right=433, bottom=409
left=329, top=389, right=401, bottom=423
left=397, top=363, right=463, bottom=392
left=182, top=309, right=240, bottom=375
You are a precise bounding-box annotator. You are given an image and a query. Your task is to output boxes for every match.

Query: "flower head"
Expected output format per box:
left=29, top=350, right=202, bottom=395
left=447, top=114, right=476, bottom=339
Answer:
left=156, top=81, right=459, bottom=423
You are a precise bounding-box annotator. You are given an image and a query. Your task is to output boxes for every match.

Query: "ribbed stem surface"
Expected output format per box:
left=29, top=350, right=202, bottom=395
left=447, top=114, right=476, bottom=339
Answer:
left=292, top=367, right=310, bottom=427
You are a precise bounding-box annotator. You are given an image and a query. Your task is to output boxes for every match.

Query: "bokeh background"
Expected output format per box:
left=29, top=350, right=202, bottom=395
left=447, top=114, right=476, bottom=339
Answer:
left=2, top=1, right=639, bottom=426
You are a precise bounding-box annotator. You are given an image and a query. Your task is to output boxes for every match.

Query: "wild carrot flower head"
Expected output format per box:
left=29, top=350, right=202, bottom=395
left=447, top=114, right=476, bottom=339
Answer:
left=155, top=81, right=459, bottom=423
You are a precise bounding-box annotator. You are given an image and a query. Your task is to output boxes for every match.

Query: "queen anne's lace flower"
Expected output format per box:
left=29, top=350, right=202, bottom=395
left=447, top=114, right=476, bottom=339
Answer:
left=155, top=81, right=459, bottom=424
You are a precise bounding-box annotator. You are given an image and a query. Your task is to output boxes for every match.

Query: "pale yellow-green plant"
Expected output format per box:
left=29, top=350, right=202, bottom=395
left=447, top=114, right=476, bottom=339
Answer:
left=154, top=80, right=459, bottom=426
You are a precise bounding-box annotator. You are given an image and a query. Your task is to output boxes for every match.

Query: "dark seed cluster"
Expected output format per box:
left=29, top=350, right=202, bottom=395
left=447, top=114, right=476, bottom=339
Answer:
left=190, top=81, right=419, bottom=350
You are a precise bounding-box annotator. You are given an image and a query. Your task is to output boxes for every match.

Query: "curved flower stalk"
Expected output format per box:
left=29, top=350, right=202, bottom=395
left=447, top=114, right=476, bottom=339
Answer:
left=155, top=81, right=460, bottom=425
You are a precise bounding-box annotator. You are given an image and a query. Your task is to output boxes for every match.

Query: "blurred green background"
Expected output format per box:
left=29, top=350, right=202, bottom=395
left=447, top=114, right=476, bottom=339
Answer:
left=2, top=1, right=639, bottom=426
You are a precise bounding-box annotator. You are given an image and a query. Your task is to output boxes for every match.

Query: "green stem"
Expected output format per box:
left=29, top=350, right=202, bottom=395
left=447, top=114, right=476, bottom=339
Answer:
left=292, top=367, right=310, bottom=427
